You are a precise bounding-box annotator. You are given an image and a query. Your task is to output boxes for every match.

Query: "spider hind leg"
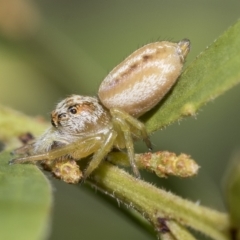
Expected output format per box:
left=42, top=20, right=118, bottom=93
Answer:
left=110, top=108, right=152, bottom=178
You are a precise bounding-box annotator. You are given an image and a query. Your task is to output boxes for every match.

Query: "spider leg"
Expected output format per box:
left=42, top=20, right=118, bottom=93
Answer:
left=9, top=135, right=103, bottom=165
left=82, top=130, right=117, bottom=180
left=11, top=142, right=34, bottom=156
left=110, top=108, right=152, bottom=150
left=111, top=112, right=140, bottom=178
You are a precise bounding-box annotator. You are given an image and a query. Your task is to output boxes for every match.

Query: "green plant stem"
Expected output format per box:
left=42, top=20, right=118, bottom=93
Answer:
left=89, top=162, right=230, bottom=240
left=160, top=233, right=177, bottom=240
left=166, top=220, right=197, bottom=240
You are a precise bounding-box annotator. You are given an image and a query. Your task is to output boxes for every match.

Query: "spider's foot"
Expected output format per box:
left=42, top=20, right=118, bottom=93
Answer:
left=132, top=167, right=141, bottom=179
left=143, top=137, right=153, bottom=152
left=79, top=172, right=89, bottom=184
left=79, top=178, right=86, bottom=185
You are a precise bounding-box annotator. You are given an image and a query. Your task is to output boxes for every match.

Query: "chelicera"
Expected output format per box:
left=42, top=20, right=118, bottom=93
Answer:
left=10, top=39, right=190, bottom=183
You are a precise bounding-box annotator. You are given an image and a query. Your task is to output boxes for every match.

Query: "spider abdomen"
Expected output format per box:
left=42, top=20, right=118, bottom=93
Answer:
left=98, top=39, right=190, bottom=117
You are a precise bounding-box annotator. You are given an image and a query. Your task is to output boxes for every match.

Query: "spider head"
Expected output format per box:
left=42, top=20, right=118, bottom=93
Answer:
left=51, top=95, right=110, bottom=134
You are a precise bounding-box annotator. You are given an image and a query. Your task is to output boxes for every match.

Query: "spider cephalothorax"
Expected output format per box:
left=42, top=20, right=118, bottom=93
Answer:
left=10, top=39, right=190, bottom=183
left=50, top=95, right=111, bottom=134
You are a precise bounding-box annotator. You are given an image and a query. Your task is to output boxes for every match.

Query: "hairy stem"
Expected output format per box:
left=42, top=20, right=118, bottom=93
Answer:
left=89, top=162, right=230, bottom=240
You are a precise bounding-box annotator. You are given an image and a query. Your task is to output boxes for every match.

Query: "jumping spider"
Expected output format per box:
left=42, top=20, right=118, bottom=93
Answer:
left=10, top=39, right=190, bottom=183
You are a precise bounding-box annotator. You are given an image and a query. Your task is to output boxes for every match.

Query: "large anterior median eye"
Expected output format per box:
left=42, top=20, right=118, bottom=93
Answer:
left=69, top=106, right=77, bottom=114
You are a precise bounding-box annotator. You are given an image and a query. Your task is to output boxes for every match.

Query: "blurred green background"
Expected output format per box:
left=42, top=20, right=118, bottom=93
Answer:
left=1, top=1, right=240, bottom=239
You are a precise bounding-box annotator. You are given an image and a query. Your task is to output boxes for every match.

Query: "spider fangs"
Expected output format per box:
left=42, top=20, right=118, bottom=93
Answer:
left=10, top=39, right=190, bottom=183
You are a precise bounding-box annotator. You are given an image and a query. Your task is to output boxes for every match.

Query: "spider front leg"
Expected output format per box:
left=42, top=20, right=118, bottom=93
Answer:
left=110, top=108, right=152, bottom=178
left=82, top=130, right=117, bottom=180
left=10, top=135, right=104, bottom=164
left=10, top=131, right=118, bottom=182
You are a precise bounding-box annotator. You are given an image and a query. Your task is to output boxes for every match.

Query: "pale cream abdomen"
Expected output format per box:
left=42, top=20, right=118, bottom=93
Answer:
left=98, top=39, right=190, bottom=117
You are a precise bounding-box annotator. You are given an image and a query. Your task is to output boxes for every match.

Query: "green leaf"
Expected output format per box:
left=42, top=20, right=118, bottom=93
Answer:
left=224, top=152, right=240, bottom=235
left=143, top=19, right=240, bottom=133
left=0, top=151, right=52, bottom=240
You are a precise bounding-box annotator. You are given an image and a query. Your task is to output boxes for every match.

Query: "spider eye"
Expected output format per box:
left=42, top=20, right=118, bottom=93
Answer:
left=69, top=107, right=77, bottom=114
left=58, top=113, right=67, bottom=119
